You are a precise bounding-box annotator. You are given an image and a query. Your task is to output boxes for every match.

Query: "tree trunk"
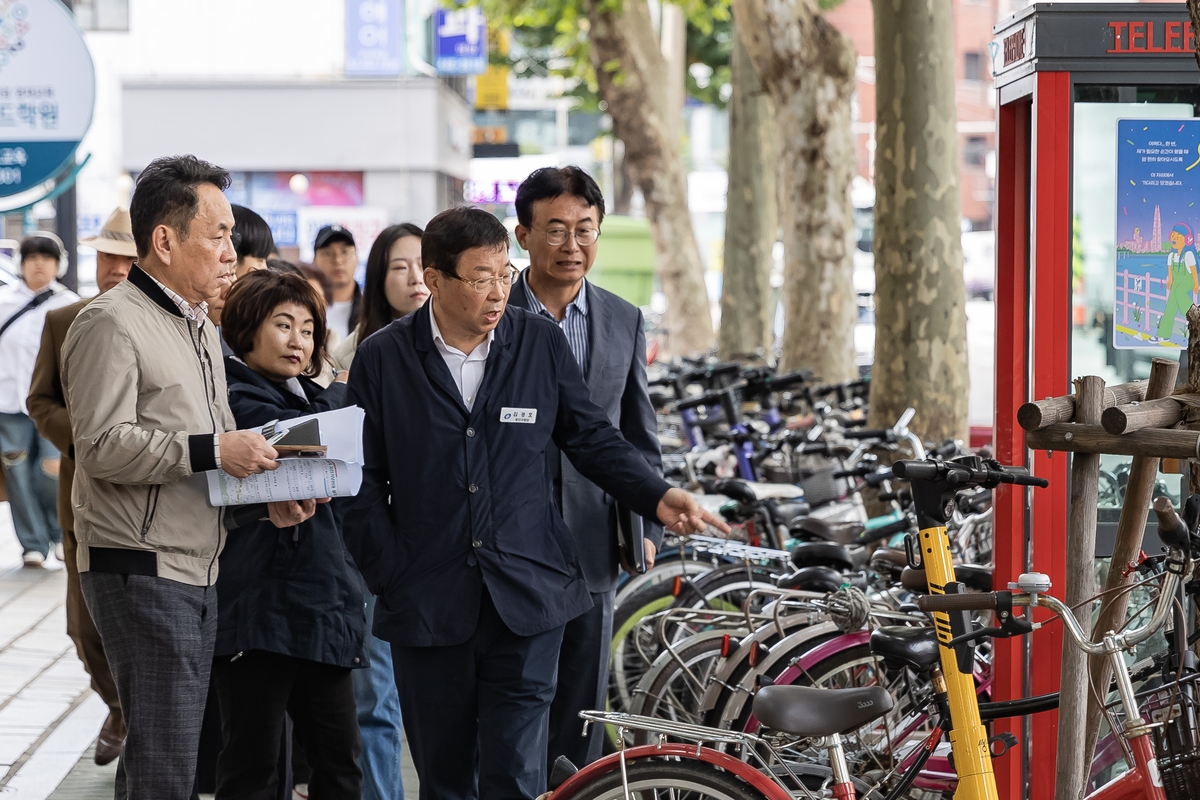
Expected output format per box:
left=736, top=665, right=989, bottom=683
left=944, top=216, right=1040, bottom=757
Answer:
left=585, top=0, right=715, bottom=356
left=719, top=24, right=778, bottom=362
left=613, top=139, right=635, bottom=215
left=731, top=0, right=858, bottom=381
left=867, top=0, right=969, bottom=441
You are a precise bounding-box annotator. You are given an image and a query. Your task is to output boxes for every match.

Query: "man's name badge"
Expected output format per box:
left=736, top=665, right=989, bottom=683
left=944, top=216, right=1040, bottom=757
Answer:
left=500, top=407, right=538, bottom=424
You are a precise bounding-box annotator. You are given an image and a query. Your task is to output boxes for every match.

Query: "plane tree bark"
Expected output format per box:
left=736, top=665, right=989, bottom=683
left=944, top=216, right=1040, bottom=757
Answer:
left=867, top=0, right=969, bottom=442
left=730, top=0, right=858, bottom=380
left=718, top=23, right=778, bottom=362
left=585, top=0, right=715, bottom=356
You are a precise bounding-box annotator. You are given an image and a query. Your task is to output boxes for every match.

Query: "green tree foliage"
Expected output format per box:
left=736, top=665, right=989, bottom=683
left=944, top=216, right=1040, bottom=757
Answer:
left=481, top=0, right=733, bottom=110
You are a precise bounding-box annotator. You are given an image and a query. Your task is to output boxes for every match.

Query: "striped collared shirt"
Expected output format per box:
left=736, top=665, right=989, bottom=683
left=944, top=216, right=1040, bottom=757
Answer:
left=146, top=272, right=209, bottom=328
left=524, top=279, right=590, bottom=376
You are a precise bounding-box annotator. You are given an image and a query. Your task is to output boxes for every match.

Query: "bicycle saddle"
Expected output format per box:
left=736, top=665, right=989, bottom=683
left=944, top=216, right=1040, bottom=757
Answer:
left=791, top=516, right=866, bottom=546
left=869, top=548, right=908, bottom=581
left=870, top=626, right=941, bottom=671
left=753, top=684, right=893, bottom=738
left=790, top=541, right=854, bottom=571
left=776, top=565, right=845, bottom=593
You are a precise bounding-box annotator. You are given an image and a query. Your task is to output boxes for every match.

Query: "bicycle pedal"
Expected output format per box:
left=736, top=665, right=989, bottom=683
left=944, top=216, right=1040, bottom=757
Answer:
left=989, top=732, right=1019, bottom=757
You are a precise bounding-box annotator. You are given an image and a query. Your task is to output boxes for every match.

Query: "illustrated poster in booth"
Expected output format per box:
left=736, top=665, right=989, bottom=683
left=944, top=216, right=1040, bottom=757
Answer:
left=1115, top=118, right=1200, bottom=349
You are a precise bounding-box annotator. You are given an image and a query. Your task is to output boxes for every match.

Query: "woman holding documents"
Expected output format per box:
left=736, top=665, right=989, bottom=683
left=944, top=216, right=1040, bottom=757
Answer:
left=213, top=269, right=364, bottom=800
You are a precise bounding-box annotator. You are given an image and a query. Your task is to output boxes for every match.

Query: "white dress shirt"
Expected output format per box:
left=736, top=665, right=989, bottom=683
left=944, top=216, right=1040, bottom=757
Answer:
left=430, top=306, right=492, bottom=412
left=0, top=280, right=79, bottom=415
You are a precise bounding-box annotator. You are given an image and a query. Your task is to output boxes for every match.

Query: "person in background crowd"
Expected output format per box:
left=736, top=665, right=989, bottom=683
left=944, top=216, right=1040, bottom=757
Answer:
left=299, top=262, right=334, bottom=309
left=331, top=222, right=426, bottom=370
left=329, top=222, right=427, bottom=800
left=0, top=232, right=79, bottom=569
left=214, top=270, right=363, bottom=800
left=508, top=166, right=663, bottom=771
left=61, top=155, right=316, bottom=800
left=27, top=208, right=135, bottom=766
left=231, top=205, right=274, bottom=279
left=312, top=225, right=360, bottom=340
left=342, top=206, right=726, bottom=799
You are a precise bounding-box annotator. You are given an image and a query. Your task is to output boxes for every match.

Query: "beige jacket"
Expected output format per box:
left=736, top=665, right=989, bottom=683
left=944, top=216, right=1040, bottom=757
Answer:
left=61, top=267, right=236, bottom=586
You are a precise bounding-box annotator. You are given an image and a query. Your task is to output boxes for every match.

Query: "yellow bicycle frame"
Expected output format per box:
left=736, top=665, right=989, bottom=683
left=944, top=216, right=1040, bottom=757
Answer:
left=920, top=523, right=999, bottom=800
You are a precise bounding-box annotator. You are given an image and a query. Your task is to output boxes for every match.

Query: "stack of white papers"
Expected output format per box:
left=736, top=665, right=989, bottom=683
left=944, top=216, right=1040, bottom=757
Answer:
left=206, top=406, right=365, bottom=506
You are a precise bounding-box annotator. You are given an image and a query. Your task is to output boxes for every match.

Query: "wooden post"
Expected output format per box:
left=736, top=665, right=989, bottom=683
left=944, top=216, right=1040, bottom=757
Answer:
left=1188, top=305, right=1200, bottom=494
left=1101, top=396, right=1187, bottom=435
left=1017, top=380, right=1147, bottom=431
left=1082, top=357, right=1180, bottom=768
left=1055, top=376, right=1104, bottom=800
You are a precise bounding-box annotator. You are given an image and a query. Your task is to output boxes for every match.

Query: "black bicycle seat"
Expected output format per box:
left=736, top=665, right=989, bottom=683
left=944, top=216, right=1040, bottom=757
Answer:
left=956, top=565, right=994, bottom=592
left=792, top=516, right=866, bottom=546
left=753, top=684, right=893, bottom=738
left=776, top=565, right=845, bottom=593
left=870, top=626, right=941, bottom=671
left=790, top=541, right=854, bottom=571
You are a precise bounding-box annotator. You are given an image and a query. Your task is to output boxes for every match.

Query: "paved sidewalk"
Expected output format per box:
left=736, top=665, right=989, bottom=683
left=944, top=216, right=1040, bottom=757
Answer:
left=0, top=502, right=419, bottom=799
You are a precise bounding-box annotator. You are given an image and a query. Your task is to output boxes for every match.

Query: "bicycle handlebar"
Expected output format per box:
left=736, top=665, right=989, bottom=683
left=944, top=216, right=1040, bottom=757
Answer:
left=892, top=458, right=1049, bottom=489
left=843, top=428, right=893, bottom=441
left=917, top=593, right=999, bottom=612
left=1152, top=496, right=1191, bottom=550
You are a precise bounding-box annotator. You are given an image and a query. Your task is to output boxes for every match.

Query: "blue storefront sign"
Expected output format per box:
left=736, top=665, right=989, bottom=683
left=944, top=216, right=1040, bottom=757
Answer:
left=434, top=6, right=487, bottom=75
left=345, top=0, right=404, bottom=77
left=265, top=210, right=299, bottom=248
left=0, top=1, right=95, bottom=198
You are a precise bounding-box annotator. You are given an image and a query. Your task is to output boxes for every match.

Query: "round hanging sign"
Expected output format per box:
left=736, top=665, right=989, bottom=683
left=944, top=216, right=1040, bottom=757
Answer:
left=0, top=0, right=94, bottom=198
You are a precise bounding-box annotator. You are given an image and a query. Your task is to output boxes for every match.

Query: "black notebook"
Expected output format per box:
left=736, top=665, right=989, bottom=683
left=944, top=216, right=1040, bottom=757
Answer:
left=616, top=502, right=647, bottom=574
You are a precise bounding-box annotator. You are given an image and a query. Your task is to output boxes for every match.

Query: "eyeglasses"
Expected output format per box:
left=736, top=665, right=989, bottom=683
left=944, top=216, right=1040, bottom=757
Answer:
left=450, top=267, right=519, bottom=294
left=539, top=227, right=600, bottom=247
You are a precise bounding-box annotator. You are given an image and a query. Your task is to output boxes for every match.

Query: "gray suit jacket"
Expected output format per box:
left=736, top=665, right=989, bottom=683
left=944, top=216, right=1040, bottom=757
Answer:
left=510, top=271, right=664, bottom=593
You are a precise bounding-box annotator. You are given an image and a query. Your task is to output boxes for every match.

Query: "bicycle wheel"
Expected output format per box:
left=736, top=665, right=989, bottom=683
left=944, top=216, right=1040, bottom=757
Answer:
left=630, top=631, right=730, bottom=741
left=556, top=759, right=768, bottom=800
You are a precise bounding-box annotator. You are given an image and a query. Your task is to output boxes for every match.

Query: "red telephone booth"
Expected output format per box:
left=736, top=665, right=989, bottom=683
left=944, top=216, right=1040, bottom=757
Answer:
left=992, top=4, right=1198, bottom=798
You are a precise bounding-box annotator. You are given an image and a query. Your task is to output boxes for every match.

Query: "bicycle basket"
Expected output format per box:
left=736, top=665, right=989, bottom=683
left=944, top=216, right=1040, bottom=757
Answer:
left=799, top=468, right=847, bottom=508
left=1145, top=673, right=1200, bottom=800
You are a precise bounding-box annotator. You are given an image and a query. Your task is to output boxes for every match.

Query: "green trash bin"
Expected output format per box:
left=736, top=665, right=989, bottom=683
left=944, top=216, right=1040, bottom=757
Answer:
left=591, top=215, right=655, bottom=307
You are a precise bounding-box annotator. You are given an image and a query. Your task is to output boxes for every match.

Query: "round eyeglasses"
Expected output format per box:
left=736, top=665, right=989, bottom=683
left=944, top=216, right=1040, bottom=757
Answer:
left=451, top=268, right=520, bottom=294
left=539, top=227, right=600, bottom=247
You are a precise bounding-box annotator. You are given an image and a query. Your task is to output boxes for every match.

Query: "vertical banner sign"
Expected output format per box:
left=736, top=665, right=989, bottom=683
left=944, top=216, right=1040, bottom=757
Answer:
left=0, top=1, right=94, bottom=198
left=345, top=0, right=403, bottom=76
left=434, top=6, right=487, bottom=75
left=1114, top=119, right=1200, bottom=349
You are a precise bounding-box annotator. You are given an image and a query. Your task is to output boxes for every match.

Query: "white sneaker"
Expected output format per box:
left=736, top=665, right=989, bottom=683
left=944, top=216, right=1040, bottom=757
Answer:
left=41, top=554, right=64, bottom=572
left=53, top=542, right=65, bottom=562
left=22, top=551, right=44, bottom=568
left=293, top=785, right=309, bottom=800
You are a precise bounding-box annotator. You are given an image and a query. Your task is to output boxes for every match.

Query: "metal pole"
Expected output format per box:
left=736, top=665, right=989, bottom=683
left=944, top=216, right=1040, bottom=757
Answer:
left=54, top=161, right=78, bottom=292
left=55, top=0, right=77, bottom=292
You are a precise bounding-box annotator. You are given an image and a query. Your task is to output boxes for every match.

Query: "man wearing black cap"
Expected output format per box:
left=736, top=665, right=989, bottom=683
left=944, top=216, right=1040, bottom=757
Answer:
left=313, top=224, right=361, bottom=339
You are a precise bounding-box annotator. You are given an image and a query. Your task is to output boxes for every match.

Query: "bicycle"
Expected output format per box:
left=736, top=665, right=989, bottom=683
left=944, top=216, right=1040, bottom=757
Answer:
left=552, top=458, right=1196, bottom=800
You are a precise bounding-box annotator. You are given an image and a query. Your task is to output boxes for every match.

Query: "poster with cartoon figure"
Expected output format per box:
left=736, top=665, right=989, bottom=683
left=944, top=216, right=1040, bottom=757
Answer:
left=1115, top=119, right=1200, bottom=349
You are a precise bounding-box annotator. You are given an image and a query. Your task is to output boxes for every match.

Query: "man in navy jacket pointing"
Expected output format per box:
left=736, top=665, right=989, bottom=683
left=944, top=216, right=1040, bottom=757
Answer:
left=342, top=207, right=724, bottom=800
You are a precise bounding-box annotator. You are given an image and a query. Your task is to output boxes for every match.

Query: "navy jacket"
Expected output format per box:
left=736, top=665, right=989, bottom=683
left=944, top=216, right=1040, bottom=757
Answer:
left=215, top=358, right=366, bottom=669
left=508, top=273, right=663, bottom=592
left=343, top=302, right=672, bottom=646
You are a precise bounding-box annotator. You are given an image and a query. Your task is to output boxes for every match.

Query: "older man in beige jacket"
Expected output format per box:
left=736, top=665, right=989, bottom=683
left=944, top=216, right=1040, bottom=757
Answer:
left=61, top=155, right=316, bottom=800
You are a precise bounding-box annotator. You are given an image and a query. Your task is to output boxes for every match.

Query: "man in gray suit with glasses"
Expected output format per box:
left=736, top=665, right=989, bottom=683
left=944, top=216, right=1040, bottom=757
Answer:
left=510, top=166, right=664, bottom=772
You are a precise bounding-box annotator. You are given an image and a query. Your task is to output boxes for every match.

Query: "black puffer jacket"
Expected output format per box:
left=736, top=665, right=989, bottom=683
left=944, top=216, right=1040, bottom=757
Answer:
left=215, top=357, right=366, bottom=669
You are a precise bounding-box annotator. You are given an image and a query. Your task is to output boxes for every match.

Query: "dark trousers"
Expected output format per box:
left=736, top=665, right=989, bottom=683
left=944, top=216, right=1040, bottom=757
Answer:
left=391, top=589, right=565, bottom=800
left=63, top=528, right=123, bottom=731
left=80, top=572, right=217, bottom=800
left=547, top=589, right=613, bottom=770
left=211, top=650, right=361, bottom=800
